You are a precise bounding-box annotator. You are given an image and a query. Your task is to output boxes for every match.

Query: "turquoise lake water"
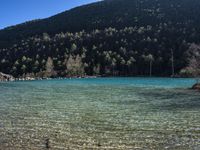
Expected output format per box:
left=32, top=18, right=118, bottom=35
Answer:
left=0, top=78, right=200, bottom=149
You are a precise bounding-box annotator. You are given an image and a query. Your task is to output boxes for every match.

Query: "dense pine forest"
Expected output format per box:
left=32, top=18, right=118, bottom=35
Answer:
left=0, top=0, right=200, bottom=78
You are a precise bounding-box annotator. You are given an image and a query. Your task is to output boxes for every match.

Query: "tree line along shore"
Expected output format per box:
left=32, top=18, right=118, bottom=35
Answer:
left=0, top=0, right=200, bottom=83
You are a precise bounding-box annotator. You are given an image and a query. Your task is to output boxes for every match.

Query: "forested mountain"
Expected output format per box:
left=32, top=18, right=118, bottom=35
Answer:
left=0, top=0, right=200, bottom=77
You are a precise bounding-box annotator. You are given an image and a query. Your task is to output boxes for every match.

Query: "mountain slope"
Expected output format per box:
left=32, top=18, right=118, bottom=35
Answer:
left=1, top=0, right=200, bottom=48
left=0, top=0, right=200, bottom=77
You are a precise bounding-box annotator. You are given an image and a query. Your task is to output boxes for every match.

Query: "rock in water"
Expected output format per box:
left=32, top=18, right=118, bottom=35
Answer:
left=192, top=83, right=200, bottom=90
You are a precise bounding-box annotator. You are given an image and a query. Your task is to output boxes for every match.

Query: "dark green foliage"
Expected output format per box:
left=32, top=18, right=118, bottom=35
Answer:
left=0, top=0, right=200, bottom=77
left=0, top=27, right=188, bottom=77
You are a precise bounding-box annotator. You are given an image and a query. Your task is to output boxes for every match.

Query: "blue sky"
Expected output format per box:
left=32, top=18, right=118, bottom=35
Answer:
left=0, top=0, right=100, bottom=29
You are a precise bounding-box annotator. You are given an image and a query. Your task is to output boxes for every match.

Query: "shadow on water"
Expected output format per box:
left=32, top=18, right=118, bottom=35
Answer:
left=108, top=85, right=200, bottom=112
left=136, top=88, right=200, bottom=111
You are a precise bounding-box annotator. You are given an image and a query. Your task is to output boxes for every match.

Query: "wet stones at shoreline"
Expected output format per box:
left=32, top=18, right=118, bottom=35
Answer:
left=0, top=74, right=99, bottom=82
left=0, top=72, right=15, bottom=82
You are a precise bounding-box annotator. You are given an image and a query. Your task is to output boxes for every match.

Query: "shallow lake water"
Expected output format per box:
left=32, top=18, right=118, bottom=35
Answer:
left=0, top=77, right=200, bottom=149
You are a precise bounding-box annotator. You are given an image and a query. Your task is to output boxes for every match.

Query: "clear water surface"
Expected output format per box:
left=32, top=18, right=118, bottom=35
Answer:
left=0, top=77, right=200, bottom=149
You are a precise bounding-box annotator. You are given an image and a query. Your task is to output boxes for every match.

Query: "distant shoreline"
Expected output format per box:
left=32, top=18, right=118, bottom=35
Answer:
left=1, top=75, right=198, bottom=82
left=1, top=71, right=199, bottom=83
left=0, top=75, right=101, bottom=82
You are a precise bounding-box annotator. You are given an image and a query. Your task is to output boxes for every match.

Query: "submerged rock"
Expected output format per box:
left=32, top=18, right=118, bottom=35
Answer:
left=45, top=138, right=50, bottom=149
left=192, top=83, right=200, bottom=90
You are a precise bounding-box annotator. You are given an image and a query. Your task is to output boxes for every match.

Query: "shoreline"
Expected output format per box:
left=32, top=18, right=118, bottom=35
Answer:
left=1, top=75, right=101, bottom=82
left=0, top=72, right=199, bottom=83
left=1, top=75, right=198, bottom=82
